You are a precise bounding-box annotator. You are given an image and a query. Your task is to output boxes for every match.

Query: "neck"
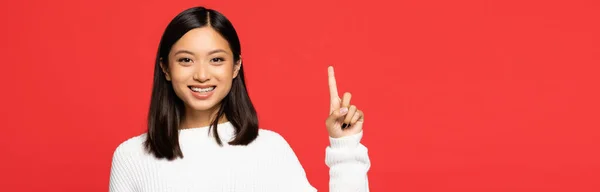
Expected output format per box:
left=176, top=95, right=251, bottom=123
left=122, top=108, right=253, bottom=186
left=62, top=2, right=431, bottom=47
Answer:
left=181, top=104, right=228, bottom=129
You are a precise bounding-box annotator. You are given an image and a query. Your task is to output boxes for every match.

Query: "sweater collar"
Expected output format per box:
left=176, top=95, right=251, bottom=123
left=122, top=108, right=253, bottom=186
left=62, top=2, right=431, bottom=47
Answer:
left=178, top=121, right=237, bottom=143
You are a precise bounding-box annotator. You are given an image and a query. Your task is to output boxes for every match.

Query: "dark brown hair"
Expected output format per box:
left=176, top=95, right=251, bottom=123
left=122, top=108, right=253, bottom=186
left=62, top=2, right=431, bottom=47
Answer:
left=144, top=6, right=259, bottom=160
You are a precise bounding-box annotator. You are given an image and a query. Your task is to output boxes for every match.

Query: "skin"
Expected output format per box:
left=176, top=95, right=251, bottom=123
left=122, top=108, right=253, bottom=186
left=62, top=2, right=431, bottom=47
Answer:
left=160, top=27, right=365, bottom=138
left=160, top=27, right=240, bottom=129
left=326, top=66, right=365, bottom=138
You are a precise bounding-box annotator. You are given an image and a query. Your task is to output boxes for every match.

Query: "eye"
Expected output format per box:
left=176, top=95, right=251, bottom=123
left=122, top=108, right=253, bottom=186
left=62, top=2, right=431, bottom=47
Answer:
left=210, top=57, right=225, bottom=63
left=177, top=58, right=192, bottom=63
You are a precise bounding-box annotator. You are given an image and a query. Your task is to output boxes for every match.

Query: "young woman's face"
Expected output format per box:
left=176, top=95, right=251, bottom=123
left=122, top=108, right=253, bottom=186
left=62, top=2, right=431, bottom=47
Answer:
left=162, top=27, right=240, bottom=113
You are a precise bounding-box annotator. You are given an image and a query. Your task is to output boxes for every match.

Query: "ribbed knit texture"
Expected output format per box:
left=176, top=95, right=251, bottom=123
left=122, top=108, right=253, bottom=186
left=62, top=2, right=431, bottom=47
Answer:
left=109, top=122, right=370, bottom=192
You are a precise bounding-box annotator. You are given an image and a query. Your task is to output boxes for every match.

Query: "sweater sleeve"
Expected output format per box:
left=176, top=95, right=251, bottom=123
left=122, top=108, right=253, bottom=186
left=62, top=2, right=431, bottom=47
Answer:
left=273, top=130, right=370, bottom=192
left=108, top=142, right=137, bottom=192
left=326, top=131, right=371, bottom=192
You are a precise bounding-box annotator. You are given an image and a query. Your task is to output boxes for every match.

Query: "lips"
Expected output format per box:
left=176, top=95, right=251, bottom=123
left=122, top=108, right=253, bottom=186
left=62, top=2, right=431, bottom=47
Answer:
left=188, top=85, right=216, bottom=100
left=189, top=86, right=216, bottom=93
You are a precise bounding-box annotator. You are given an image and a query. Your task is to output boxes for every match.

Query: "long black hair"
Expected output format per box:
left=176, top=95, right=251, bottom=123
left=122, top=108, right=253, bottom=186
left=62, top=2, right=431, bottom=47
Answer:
left=144, top=6, right=259, bottom=160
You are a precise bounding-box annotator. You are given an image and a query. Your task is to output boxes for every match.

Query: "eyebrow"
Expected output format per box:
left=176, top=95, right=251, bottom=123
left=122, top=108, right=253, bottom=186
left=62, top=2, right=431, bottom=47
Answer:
left=208, top=49, right=229, bottom=55
left=174, top=50, right=195, bottom=56
left=173, top=49, right=230, bottom=56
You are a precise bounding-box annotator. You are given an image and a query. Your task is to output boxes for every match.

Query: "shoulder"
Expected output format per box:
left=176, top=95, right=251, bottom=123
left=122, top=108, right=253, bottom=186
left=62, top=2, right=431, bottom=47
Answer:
left=109, top=133, right=148, bottom=186
left=256, top=129, right=288, bottom=144
left=111, top=133, right=148, bottom=160
left=252, top=129, right=294, bottom=149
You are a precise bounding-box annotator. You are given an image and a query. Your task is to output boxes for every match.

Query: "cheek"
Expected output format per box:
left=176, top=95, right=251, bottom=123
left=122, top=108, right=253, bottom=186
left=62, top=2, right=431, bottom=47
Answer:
left=169, top=67, right=194, bottom=97
left=226, top=64, right=238, bottom=78
left=213, top=64, right=235, bottom=80
left=170, top=66, right=193, bottom=82
left=214, top=65, right=235, bottom=94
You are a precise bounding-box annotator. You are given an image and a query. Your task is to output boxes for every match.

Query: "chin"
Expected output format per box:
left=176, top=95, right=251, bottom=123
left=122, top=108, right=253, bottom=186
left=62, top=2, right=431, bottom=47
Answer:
left=186, top=99, right=219, bottom=111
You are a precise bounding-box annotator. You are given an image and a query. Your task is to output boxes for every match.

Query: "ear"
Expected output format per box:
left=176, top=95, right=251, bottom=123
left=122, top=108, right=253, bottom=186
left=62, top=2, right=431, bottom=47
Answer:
left=233, top=57, right=242, bottom=79
left=159, top=58, right=171, bottom=81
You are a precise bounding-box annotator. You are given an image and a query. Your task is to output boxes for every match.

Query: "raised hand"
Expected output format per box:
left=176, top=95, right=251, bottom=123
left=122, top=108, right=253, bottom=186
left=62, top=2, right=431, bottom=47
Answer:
left=325, top=66, right=364, bottom=138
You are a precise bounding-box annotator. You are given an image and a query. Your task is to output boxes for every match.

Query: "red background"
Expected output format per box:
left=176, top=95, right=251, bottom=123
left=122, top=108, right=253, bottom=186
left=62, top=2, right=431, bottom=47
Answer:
left=1, top=0, right=599, bottom=191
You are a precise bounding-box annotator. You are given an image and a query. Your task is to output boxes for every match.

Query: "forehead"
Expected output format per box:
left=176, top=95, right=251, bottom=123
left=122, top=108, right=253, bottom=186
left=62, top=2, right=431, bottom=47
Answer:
left=171, top=27, right=231, bottom=54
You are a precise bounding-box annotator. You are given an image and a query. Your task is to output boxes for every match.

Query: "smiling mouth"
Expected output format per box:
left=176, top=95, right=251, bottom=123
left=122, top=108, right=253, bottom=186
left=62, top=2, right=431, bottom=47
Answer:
left=189, top=86, right=216, bottom=93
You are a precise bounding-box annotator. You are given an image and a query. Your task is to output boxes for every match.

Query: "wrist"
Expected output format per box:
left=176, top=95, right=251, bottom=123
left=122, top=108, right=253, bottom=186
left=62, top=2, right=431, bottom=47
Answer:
left=329, top=131, right=363, bottom=149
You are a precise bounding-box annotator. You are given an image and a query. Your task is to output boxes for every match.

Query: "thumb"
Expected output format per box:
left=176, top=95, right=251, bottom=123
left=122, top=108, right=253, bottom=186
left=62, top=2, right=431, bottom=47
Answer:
left=327, top=107, right=348, bottom=125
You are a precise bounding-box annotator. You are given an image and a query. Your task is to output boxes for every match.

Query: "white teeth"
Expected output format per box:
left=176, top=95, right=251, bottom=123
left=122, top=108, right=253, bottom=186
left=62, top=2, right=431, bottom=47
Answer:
left=190, top=86, right=215, bottom=93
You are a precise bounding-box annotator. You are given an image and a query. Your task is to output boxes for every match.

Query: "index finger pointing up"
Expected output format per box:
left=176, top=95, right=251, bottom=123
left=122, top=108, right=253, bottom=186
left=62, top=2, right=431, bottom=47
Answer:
left=328, top=66, right=339, bottom=101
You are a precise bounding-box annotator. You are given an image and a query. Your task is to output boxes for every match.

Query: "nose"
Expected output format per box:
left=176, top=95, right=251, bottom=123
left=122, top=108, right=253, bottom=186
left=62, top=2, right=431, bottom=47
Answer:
left=193, top=63, right=210, bottom=83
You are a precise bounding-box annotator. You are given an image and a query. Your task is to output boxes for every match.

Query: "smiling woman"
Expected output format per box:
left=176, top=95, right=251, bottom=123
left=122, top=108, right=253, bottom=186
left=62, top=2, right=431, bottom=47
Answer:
left=156, top=26, right=255, bottom=149
left=108, top=6, right=370, bottom=192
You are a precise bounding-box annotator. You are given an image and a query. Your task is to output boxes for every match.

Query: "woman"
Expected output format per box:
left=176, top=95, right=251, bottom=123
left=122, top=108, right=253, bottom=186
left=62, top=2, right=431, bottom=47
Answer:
left=109, top=6, right=370, bottom=192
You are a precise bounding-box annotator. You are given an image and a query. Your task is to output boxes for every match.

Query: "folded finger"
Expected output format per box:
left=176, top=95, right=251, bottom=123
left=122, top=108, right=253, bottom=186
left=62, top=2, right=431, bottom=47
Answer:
left=341, top=92, right=352, bottom=109
left=350, top=109, right=361, bottom=125
left=344, top=105, right=357, bottom=126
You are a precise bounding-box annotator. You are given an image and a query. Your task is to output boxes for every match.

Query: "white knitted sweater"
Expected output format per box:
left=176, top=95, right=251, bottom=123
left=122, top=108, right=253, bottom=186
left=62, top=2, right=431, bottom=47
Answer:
left=109, top=122, right=370, bottom=191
